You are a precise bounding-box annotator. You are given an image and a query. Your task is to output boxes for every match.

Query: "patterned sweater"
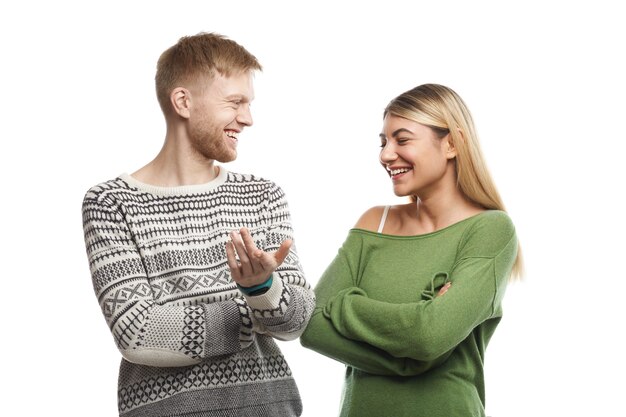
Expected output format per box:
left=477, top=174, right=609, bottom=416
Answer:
left=82, top=168, right=315, bottom=417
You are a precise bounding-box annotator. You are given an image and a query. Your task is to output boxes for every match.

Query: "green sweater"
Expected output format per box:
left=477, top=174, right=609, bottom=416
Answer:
left=300, top=210, right=517, bottom=417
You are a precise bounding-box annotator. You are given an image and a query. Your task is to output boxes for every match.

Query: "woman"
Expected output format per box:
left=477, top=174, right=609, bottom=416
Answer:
left=300, top=84, right=522, bottom=417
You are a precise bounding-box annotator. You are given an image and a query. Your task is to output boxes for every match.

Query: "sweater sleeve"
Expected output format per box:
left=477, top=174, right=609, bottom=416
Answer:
left=83, top=190, right=259, bottom=368
left=242, top=182, right=315, bottom=341
left=300, top=233, right=453, bottom=376
left=320, top=212, right=518, bottom=361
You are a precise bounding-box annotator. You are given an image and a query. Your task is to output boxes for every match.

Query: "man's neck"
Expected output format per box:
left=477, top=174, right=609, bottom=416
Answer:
left=131, top=136, right=219, bottom=187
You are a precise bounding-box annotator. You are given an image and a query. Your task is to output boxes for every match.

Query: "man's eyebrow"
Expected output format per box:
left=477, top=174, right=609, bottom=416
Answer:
left=225, top=94, right=247, bottom=101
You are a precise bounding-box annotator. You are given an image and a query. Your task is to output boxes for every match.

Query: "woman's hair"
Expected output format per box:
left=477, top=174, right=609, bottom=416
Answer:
left=155, top=32, right=262, bottom=115
left=384, top=84, right=523, bottom=279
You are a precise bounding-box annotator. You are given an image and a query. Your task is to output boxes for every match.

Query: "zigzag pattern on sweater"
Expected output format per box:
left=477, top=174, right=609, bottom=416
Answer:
left=83, top=170, right=312, bottom=416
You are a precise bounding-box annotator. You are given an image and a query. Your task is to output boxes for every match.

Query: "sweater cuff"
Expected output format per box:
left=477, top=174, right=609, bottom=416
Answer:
left=243, top=273, right=287, bottom=313
left=204, top=301, right=243, bottom=356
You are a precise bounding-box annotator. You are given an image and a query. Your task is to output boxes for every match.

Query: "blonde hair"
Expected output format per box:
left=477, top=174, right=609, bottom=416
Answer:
left=155, top=32, right=262, bottom=115
left=384, top=84, right=523, bottom=279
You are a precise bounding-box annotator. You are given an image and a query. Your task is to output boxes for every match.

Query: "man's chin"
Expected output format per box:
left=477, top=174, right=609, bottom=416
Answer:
left=214, top=152, right=237, bottom=163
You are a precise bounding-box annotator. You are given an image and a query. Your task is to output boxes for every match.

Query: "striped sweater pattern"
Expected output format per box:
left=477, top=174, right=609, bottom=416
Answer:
left=82, top=168, right=314, bottom=417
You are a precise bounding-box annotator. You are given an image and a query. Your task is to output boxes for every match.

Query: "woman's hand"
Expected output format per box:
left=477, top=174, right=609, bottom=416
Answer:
left=225, top=227, right=292, bottom=288
left=437, top=282, right=451, bottom=297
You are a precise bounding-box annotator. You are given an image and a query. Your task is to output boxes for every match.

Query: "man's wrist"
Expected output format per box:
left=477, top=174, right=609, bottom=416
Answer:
left=237, top=274, right=273, bottom=296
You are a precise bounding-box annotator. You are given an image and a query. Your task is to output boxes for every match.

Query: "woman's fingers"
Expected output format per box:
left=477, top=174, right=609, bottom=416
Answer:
left=437, top=282, right=452, bottom=297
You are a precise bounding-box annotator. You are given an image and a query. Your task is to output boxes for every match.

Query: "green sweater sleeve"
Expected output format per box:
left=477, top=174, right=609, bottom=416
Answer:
left=320, top=213, right=518, bottom=362
left=300, top=234, right=453, bottom=376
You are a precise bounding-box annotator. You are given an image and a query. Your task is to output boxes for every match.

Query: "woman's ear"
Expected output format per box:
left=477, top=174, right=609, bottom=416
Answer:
left=444, top=133, right=457, bottom=159
left=445, top=128, right=466, bottom=159
left=170, top=87, right=191, bottom=119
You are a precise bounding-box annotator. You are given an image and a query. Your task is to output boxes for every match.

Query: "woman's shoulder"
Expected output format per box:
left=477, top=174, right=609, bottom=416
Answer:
left=460, top=210, right=517, bottom=255
left=353, top=203, right=413, bottom=232
left=471, top=210, right=515, bottom=234
left=353, top=206, right=386, bottom=232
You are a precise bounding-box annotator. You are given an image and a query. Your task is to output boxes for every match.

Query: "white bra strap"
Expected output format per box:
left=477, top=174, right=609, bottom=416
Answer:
left=377, top=205, right=390, bottom=233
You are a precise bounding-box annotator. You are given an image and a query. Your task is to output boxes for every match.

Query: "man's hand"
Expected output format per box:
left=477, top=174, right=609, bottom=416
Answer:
left=225, top=227, right=292, bottom=288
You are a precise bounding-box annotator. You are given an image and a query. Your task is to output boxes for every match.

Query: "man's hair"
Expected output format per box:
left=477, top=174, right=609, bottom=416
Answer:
left=155, top=32, right=262, bottom=115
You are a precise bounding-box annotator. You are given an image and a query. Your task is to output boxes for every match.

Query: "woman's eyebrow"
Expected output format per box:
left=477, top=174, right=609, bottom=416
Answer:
left=379, top=128, right=413, bottom=139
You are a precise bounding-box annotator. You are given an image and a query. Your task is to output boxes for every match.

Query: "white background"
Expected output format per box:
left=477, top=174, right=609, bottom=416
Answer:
left=2, top=1, right=625, bottom=416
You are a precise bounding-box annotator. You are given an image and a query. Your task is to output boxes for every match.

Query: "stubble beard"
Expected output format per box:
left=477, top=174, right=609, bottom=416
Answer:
left=189, top=121, right=237, bottom=163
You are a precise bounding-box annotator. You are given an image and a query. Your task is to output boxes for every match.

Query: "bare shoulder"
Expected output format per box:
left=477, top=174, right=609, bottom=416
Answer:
left=353, top=206, right=388, bottom=232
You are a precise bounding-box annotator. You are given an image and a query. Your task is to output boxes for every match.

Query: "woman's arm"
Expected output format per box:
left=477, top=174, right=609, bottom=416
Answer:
left=321, top=212, right=517, bottom=361
left=300, top=231, right=454, bottom=376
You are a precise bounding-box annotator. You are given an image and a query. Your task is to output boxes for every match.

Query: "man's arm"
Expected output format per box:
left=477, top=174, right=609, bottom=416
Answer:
left=226, top=182, right=315, bottom=341
left=83, top=188, right=259, bottom=367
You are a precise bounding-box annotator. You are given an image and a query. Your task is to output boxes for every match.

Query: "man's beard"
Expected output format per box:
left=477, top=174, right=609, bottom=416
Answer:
left=189, top=121, right=237, bottom=163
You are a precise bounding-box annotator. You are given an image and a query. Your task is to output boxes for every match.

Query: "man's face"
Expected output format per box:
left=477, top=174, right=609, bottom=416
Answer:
left=187, top=71, right=254, bottom=162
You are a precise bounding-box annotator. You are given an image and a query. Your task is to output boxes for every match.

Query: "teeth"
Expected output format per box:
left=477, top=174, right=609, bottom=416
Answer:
left=390, top=168, right=410, bottom=176
left=226, top=131, right=239, bottom=139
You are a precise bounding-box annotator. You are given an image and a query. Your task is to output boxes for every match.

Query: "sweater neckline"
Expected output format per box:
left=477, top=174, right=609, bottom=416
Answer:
left=119, top=167, right=229, bottom=196
left=351, top=210, right=495, bottom=240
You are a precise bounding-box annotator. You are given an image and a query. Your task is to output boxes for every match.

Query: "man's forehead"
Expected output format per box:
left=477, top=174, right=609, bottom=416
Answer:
left=210, top=73, right=254, bottom=99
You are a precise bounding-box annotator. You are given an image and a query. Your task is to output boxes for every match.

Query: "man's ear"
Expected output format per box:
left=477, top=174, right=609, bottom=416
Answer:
left=170, top=87, right=191, bottom=119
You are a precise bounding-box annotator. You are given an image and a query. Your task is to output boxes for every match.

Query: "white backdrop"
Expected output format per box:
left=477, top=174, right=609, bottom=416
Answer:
left=2, top=1, right=625, bottom=416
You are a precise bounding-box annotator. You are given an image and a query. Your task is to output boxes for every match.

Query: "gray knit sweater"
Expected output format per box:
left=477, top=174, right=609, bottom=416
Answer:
left=82, top=168, right=314, bottom=417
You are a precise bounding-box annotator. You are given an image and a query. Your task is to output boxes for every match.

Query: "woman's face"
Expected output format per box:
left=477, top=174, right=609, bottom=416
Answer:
left=379, top=115, right=456, bottom=198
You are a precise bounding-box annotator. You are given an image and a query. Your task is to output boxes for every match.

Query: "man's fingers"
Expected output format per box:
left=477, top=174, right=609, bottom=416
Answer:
left=231, top=229, right=292, bottom=283
left=230, top=231, right=254, bottom=275
left=274, top=239, right=293, bottom=266
left=239, top=228, right=268, bottom=273
left=225, top=241, right=241, bottom=282
left=254, top=239, right=292, bottom=271
left=240, top=228, right=260, bottom=258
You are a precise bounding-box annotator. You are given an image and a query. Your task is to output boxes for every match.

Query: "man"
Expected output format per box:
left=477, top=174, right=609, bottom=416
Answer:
left=82, top=33, right=314, bottom=417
